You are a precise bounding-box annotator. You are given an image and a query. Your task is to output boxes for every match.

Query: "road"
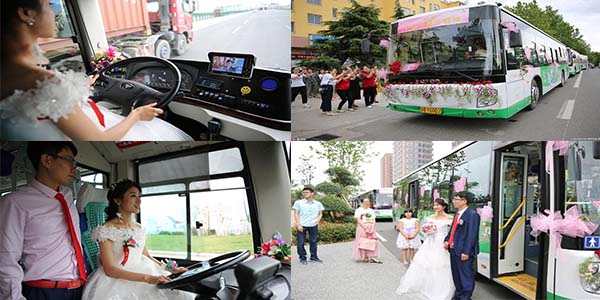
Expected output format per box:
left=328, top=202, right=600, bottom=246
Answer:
left=292, top=69, right=600, bottom=140
left=178, top=9, right=290, bottom=71
left=291, top=221, right=523, bottom=300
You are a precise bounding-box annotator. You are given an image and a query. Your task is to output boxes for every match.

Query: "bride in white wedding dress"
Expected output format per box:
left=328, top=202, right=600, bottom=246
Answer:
left=1, top=0, right=191, bottom=141
left=82, top=180, right=195, bottom=300
left=396, top=198, right=455, bottom=300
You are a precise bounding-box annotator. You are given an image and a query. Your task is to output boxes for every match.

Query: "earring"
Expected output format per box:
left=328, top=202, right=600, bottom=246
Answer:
left=116, top=212, right=124, bottom=224
left=26, top=18, right=35, bottom=26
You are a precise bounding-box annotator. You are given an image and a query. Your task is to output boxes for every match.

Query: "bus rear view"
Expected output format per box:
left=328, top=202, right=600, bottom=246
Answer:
left=386, top=4, right=569, bottom=119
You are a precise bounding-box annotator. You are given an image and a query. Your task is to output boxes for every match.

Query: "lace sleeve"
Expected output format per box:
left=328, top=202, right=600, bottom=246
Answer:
left=92, top=226, right=120, bottom=243
left=0, top=70, right=90, bottom=123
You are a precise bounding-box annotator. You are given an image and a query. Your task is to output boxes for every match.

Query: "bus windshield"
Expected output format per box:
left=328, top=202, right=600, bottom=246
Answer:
left=388, top=7, right=501, bottom=80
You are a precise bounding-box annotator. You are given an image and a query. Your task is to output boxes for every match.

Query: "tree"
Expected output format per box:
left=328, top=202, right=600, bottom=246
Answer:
left=300, top=56, right=342, bottom=71
left=505, top=1, right=591, bottom=54
left=392, top=0, right=410, bottom=20
left=310, top=141, right=375, bottom=184
left=296, top=154, right=316, bottom=186
left=310, top=0, right=389, bottom=67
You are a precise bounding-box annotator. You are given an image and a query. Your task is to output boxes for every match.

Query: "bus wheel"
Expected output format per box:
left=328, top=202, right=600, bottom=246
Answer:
left=154, top=39, right=171, bottom=59
left=526, top=80, right=540, bottom=110
left=559, top=71, right=565, bottom=87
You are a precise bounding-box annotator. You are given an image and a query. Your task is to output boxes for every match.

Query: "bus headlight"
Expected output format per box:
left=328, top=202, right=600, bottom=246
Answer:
left=476, top=86, right=499, bottom=108
left=580, top=261, right=600, bottom=293
left=477, top=96, right=498, bottom=107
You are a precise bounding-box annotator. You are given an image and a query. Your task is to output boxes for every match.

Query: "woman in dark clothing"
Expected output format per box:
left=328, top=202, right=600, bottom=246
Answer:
left=350, top=66, right=362, bottom=107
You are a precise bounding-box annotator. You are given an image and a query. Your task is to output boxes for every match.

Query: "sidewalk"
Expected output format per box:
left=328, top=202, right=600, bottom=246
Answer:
left=291, top=241, right=407, bottom=300
left=291, top=95, right=392, bottom=140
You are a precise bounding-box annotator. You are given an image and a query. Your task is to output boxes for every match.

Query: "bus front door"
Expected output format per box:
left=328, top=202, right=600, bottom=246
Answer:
left=497, top=153, right=528, bottom=275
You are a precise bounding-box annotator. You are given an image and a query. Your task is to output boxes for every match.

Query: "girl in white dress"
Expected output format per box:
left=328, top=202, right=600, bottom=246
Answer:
left=396, top=198, right=455, bottom=300
left=1, top=0, right=192, bottom=141
left=82, top=180, right=195, bottom=300
left=396, top=208, right=421, bottom=264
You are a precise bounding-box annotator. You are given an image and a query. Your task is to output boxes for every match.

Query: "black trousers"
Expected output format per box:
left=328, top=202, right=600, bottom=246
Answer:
left=291, top=86, right=308, bottom=104
left=336, top=89, right=353, bottom=110
left=363, top=86, right=377, bottom=106
left=22, top=285, right=83, bottom=300
left=320, top=85, right=333, bottom=112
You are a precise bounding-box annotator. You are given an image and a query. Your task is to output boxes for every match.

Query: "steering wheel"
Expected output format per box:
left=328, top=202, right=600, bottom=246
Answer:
left=157, top=250, right=251, bottom=290
left=91, top=56, right=181, bottom=115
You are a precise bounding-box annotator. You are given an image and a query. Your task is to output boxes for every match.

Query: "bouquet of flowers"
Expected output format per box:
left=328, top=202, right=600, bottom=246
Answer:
left=256, top=235, right=291, bottom=263
left=421, top=222, right=437, bottom=235
left=90, top=45, right=124, bottom=74
left=121, top=236, right=138, bottom=266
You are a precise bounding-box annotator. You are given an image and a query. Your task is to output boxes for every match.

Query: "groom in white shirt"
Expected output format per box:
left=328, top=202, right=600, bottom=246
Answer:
left=0, top=142, right=85, bottom=300
left=444, top=191, right=480, bottom=300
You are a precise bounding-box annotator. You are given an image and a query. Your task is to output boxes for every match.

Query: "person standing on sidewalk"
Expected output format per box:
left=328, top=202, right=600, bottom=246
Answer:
left=0, top=142, right=86, bottom=300
left=360, top=66, right=377, bottom=108
left=335, top=68, right=353, bottom=113
left=319, top=69, right=337, bottom=116
left=350, top=66, right=362, bottom=108
left=291, top=67, right=309, bottom=108
left=306, top=68, right=320, bottom=99
left=444, top=191, right=480, bottom=300
left=293, top=187, right=324, bottom=265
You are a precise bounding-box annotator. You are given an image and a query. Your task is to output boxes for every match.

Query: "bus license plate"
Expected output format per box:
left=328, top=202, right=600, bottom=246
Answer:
left=420, top=107, right=442, bottom=115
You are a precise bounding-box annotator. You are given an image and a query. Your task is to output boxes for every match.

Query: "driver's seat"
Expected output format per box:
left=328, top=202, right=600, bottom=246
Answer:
left=81, top=201, right=108, bottom=272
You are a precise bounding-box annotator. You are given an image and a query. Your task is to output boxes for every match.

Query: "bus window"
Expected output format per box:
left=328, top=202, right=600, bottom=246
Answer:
left=39, top=0, right=85, bottom=73
left=137, top=143, right=257, bottom=260
left=189, top=177, right=253, bottom=261
left=562, top=141, right=600, bottom=249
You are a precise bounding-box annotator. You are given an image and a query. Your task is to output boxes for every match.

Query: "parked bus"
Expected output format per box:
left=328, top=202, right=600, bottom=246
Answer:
left=0, top=141, right=291, bottom=299
left=386, top=3, right=570, bottom=119
left=352, top=188, right=394, bottom=221
left=393, top=141, right=600, bottom=300
left=567, top=48, right=588, bottom=76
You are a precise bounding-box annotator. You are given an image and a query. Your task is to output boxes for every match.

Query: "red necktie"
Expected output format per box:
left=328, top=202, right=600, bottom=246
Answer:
left=55, top=192, right=88, bottom=282
left=448, top=212, right=460, bottom=248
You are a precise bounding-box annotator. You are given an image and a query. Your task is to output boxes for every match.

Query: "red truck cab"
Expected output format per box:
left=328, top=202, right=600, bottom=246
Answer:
left=146, top=0, right=194, bottom=56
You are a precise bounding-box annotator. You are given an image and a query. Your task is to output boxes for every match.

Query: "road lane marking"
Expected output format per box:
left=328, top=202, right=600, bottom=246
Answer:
left=376, top=232, right=387, bottom=242
left=232, top=26, right=241, bottom=34
left=557, top=99, right=575, bottom=120
left=574, top=73, right=582, bottom=88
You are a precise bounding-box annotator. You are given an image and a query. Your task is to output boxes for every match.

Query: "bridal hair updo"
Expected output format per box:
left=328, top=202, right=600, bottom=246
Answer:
left=434, top=198, right=449, bottom=213
left=105, top=179, right=141, bottom=220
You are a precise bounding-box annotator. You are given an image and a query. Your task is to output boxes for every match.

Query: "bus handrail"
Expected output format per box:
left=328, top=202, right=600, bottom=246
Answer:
left=499, top=197, right=525, bottom=231
left=499, top=215, right=526, bottom=249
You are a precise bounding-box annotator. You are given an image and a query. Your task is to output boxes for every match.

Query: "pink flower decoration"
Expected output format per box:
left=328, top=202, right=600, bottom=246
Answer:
left=477, top=205, right=493, bottom=222
left=127, top=238, right=137, bottom=246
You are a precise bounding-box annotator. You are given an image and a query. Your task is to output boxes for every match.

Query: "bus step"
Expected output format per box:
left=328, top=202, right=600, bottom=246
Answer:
left=495, top=273, right=537, bottom=300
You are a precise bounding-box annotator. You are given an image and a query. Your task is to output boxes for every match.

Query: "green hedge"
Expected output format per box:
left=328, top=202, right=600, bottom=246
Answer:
left=292, top=222, right=357, bottom=245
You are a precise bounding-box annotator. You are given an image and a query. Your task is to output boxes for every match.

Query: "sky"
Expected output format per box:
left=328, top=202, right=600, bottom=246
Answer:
left=467, top=0, right=600, bottom=52
left=291, top=141, right=454, bottom=192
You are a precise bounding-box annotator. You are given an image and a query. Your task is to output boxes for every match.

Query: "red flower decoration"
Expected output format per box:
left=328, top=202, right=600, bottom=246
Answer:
left=388, top=61, right=402, bottom=76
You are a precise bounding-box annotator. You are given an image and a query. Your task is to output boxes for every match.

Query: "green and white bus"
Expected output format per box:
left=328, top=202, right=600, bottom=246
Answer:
left=393, top=141, right=600, bottom=300
left=352, top=188, right=394, bottom=221
left=568, top=48, right=588, bottom=75
left=386, top=3, right=570, bottom=119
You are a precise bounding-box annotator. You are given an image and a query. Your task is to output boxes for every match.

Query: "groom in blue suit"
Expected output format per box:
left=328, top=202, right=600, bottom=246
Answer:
left=444, top=191, right=480, bottom=300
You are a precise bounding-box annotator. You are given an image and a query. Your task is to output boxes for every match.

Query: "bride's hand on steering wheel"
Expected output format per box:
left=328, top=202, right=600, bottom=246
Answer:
left=145, top=275, right=172, bottom=284
left=133, top=102, right=163, bottom=121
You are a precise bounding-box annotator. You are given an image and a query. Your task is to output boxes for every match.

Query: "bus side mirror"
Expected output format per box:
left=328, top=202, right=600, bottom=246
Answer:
left=509, top=30, right=522, bottom=48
